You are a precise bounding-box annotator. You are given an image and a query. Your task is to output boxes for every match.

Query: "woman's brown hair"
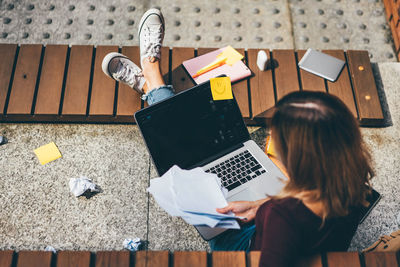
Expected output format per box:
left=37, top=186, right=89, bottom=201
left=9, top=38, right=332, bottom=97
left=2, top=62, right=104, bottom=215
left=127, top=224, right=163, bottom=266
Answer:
left=271, top=91, right=373, bottom=220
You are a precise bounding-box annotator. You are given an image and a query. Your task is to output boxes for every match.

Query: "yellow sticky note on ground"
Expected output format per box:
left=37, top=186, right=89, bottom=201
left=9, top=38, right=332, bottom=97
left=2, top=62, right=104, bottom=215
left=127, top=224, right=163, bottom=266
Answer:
left=210, top=77, right=233, bottom=101
left=217, top=46, right=244, bottom=66
left=34, top=142, right=62, bottom=165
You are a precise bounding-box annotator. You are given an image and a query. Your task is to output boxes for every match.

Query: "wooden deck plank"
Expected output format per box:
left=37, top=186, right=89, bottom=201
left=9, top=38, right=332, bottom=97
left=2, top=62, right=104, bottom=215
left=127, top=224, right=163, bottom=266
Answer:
left=0, top=44, right=17, bottom=115
left=232, top=48, right=250, bottom=118
left=247, top=49, right=275, bottom=118
left=57, top=251, right=91, bottom=267
left=297, top=50, right=326, bottom=92
left=346, top=50, right=384, bottom=124
left=322, top=50, right=358, bottom=118
left=397, top=21, right=400, bottom=52
left=272, top=50, right=300, bottom=101
left=247, top=251, right=323, bottom=267
left=135, top=251, right=169, bottom=267
left=34, top=45, right=68, bottom=115
left=61, top=45, right=93, bottom=116
left=296, top=254, right=323, bottom=267
left=7, top=44, right=42, bottom=115
left=116, top=46, right=142, bottom=118
left=174, top=251, right=207, bottom=267
left=326, top=252, right=361, bottom=267
left=160, top=46, right=170, bottom=83
left=247, top=251, right=260, bottom=267
left=0, top=250, right=14, bottom=267
left=390, top=19, right=400, bottom=52
left=364, top=252, right=399, bottom=267
left=212, top=251, right=246, bottom=267
left=170, top=47, right=195, bottom=93
left=16, top=251, right=52, bottom=267
left=197, top=47, right=216, bottom=55
left=391, top=1, right=399, bottom=28
left=382, top=0, right=393, bottom=21
left=89, top=45, right=118, bottom=116
left=95, top=251, right=130, bottom=267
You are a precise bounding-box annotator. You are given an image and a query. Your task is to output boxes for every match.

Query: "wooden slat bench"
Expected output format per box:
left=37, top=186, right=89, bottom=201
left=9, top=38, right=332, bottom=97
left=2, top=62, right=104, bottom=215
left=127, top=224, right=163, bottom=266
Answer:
left=382, top=0, right=400, bottom=61
left=0, top=250, right=399, bottom=267
left=0, top=44, right=385, bottom=126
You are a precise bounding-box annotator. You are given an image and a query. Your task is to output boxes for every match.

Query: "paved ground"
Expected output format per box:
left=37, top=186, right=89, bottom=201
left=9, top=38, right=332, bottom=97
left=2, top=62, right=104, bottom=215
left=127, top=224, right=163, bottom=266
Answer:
left=0, top=0, right=399, bottom=251
left=0, top=0, right=397, bottom=61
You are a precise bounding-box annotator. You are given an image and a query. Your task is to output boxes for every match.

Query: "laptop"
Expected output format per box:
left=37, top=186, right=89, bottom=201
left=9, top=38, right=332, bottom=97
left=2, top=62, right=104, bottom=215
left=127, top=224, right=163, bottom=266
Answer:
left=135, top=80, right=287, bottom=240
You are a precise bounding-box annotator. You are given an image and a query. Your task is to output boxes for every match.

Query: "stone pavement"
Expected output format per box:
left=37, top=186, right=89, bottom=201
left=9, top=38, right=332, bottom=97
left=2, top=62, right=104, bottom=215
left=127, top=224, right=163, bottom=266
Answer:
left=0, top=0, right=397, bottom=61
left=0, top=0, right=399, bottom=251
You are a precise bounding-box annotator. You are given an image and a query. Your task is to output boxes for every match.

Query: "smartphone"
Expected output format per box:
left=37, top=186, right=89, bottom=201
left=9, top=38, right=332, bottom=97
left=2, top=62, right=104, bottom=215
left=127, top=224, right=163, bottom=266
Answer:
left=298, top=48, right=345, bottom=82
left=359, top=187, right=381, bottom=224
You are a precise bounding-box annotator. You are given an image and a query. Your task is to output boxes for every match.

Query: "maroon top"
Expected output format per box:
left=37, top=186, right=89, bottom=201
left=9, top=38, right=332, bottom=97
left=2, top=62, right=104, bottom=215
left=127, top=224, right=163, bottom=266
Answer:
left=251, top=197, right=361, bottom=267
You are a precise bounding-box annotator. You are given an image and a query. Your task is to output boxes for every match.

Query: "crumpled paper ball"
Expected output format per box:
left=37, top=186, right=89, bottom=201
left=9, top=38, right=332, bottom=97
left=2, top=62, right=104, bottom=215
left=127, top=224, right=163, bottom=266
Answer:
left=69, top=176, right=101, bottom=198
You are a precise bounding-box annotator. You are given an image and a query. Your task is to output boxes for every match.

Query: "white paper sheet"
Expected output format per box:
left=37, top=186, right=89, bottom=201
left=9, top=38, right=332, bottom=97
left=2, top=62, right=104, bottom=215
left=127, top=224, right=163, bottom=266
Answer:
left=172, top=167, right=228, bottom=213
left=147, top=165, right=240, bottom=229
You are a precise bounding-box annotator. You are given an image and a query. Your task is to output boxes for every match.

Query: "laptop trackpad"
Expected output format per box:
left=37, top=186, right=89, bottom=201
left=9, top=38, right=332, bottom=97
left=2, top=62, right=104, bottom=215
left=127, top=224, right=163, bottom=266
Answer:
left=228, top=188, right=263, bottom=202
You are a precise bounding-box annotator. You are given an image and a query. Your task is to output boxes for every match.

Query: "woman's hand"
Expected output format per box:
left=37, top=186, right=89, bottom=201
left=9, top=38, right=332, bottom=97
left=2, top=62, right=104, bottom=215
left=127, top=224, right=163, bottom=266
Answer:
left=216, top=198, right=269, bottom=222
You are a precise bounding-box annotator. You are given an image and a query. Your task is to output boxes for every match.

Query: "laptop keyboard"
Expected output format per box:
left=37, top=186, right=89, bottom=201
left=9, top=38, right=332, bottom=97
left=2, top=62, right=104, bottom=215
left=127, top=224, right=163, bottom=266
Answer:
left=205, top=150, right=267, bottom=191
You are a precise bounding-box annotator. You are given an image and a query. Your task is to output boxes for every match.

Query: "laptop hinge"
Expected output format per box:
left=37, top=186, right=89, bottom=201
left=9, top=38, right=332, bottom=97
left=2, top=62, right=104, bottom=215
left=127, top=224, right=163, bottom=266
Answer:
left=192, top=142, right=245, bottom=169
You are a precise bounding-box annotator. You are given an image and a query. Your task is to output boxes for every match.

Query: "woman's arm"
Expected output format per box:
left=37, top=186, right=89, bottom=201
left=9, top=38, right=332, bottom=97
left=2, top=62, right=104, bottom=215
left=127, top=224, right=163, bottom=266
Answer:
left=216, top=197, right=270, bottom=221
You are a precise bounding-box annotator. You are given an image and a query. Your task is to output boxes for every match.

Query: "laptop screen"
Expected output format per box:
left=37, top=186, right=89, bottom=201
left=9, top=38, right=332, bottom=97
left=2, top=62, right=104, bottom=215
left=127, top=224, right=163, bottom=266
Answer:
left=135, top=82, right=250, bottom=175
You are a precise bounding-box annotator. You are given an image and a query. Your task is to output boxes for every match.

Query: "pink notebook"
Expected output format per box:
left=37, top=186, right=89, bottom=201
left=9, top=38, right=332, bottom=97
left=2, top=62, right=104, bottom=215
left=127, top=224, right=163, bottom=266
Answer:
left=182, top=48, right=251, bottom=84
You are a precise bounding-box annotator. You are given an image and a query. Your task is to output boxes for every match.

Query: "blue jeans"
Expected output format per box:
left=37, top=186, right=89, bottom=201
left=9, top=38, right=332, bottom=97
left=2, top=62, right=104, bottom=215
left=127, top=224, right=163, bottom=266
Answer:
left=142, top=85, right=175, bottom=105
left=209, top=223, right=256, bottom=252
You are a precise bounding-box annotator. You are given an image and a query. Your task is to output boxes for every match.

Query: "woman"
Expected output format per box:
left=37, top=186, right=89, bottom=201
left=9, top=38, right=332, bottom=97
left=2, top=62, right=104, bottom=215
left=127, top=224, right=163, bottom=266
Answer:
left=102, top=9, right=373, bottom=266
left=212, top=91, right=374, bottom=266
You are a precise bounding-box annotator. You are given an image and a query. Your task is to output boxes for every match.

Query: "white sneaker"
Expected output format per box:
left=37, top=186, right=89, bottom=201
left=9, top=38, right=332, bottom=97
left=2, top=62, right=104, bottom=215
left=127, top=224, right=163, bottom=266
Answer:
left=101, top=52, right=146, bottom=94
left=138, top=8, right=165, bottom=67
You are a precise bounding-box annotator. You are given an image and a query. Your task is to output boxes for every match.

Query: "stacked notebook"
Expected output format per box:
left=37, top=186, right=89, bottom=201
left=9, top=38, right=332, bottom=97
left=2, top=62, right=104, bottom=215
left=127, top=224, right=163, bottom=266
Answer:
left=182, top=46, right=251, bottom=84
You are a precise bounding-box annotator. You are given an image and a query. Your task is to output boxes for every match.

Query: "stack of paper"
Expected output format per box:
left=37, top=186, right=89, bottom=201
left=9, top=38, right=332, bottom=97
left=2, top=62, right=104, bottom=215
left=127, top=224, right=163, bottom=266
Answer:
left=147, top=165, right=241, bottom=229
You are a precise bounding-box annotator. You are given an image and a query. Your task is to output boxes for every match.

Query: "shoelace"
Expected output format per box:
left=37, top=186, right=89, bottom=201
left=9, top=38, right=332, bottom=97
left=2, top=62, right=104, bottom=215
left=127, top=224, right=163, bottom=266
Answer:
left=112, top=62, right=143, bottom=87
left=142, top=25, right=163, bottom=59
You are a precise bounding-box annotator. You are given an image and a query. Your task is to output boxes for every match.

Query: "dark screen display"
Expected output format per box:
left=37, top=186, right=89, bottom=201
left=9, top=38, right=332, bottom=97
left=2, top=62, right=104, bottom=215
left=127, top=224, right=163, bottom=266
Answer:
left=136, top=83, right=249, bottom=175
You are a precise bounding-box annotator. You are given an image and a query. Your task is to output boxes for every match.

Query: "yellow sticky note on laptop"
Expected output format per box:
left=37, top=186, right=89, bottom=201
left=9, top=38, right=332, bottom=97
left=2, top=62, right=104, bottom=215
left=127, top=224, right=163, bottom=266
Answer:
left=34, top=142, right=62, bottom=165
left=210, top=77, right=233, bottom=101
left=217, top=46, right=244, bottom=66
